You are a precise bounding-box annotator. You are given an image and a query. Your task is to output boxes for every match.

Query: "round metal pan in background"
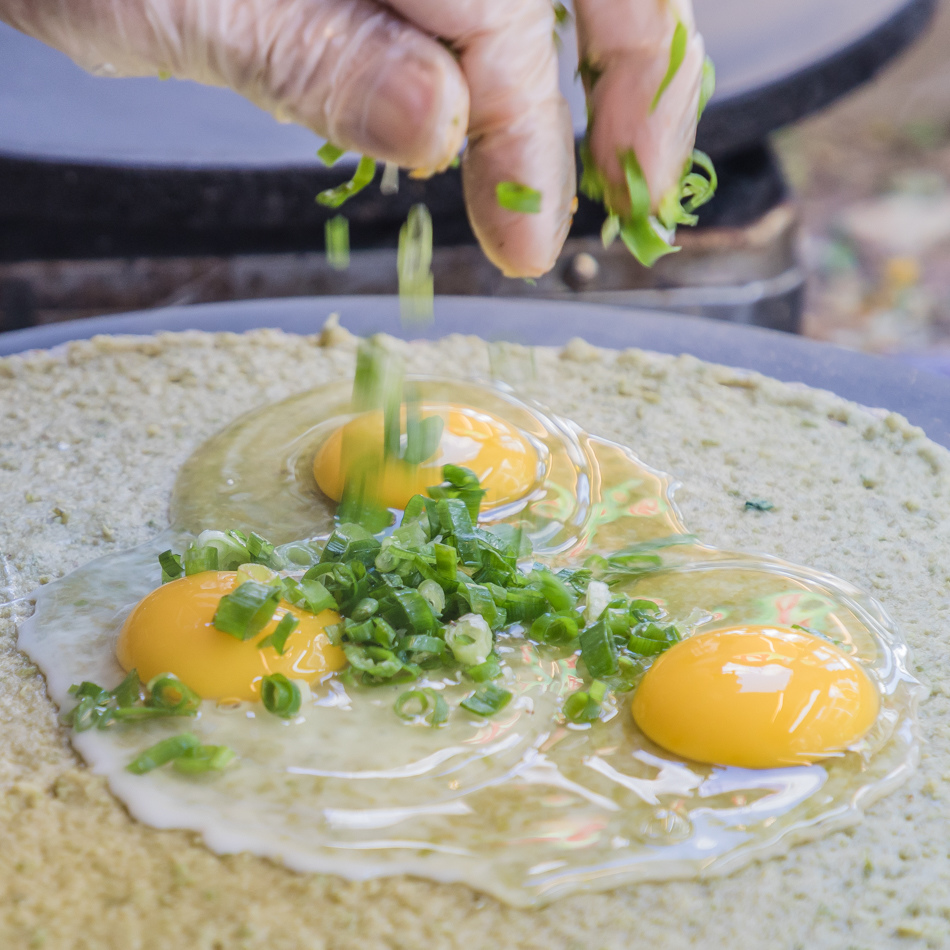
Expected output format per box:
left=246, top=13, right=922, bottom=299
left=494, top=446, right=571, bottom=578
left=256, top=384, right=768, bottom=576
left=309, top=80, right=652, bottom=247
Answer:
left=1, top=296, right=948, bottom=450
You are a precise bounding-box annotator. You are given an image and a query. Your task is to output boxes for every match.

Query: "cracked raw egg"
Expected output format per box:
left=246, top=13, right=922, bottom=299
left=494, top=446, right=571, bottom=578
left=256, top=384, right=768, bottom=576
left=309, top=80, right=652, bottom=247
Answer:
left=313, top=403, right=541, bottom=512
left=631, top=625, right=880, bottom=769
left=116, top=571, right=344, bottom=701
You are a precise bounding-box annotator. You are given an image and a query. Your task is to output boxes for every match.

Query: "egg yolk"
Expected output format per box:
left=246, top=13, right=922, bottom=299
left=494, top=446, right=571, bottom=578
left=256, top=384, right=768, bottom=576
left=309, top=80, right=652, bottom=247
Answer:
left=116, top=572, right=345, bottom=702
left=312, top=403, right=540, bottom=512
left=631, top=625, right=880, bottom=769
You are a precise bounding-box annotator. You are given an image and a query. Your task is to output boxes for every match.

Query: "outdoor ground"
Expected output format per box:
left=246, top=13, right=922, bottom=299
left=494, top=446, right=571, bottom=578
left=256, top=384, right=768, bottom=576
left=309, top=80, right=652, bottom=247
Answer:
left=774, top=0, right=950, bottom=361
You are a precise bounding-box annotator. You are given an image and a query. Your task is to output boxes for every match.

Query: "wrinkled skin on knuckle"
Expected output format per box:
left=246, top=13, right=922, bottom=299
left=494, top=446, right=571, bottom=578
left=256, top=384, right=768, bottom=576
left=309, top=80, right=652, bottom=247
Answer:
left=1, top=0, right=468, bottom=169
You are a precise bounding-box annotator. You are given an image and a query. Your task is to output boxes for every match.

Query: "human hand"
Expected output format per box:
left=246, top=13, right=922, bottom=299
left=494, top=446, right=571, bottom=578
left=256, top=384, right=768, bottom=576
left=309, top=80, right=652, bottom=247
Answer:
left=0, top=0, right=703, bottom=278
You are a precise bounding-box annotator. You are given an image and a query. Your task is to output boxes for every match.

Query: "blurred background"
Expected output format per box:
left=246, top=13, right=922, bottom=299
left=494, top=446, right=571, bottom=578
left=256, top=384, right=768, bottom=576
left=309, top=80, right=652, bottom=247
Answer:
left=0, top=0, right=948, bottom=375
left=777, top=0, right=950, bottom=366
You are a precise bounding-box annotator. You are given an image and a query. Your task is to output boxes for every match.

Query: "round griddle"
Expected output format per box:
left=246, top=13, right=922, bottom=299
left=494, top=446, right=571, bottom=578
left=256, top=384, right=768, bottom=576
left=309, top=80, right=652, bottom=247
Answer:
left=0, top=0, right=935, bottom=166
left=1, top=296, right=948, bottom=450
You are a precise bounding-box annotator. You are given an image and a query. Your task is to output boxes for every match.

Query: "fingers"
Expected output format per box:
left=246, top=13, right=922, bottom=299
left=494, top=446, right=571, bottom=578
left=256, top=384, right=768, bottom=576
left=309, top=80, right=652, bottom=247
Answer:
left=1, top=0, right=470, bottom=172
left=575, top=0, right=704, bottom=213
left=387, top=0, right=576, bottom=278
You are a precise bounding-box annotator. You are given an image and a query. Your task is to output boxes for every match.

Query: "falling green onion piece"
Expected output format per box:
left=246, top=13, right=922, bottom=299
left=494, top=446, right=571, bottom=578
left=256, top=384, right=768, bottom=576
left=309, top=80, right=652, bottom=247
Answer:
left=316, top=155, right=376, bottom=209
left=461, top=684, right=512, bottom=717
left=316, top=142, right=345, bottom=167
left=398, top=203, right=435, bottom=325
left=620, top=150, right=653, bottom=220
left=496, top=182, right=542, bottom=214
left=126, top=732, right=201, bottom=775
left=260, top=673, right=302, bottom=718
left=258, top=613, right=300, bottom=655
left=698, top=56, right=716, bottom=118
left=213, top=580, right=281, bottom=641
left=651, top=21, right=688, bottom=113
left=380, top=162, right=399, bottom=195
left=325, top=215, right=350, bottom=270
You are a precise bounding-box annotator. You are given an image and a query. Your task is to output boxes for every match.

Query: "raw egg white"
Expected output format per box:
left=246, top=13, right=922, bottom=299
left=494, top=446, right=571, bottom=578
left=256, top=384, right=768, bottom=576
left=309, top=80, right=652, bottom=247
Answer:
left=632, top=625, right=880, bottom=769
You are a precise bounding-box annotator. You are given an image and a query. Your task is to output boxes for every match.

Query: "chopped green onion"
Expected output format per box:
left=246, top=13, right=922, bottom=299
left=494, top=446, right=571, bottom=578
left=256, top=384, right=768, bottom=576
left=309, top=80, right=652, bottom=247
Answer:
left=194, top=530, right=251, bottom=570
left=496, top=182, right=542, bottom=214
left=529, top=568, right=576, bottom=613
left=213, top=580, right=281, bottom=641
left=320, top=523, right=381, bottom=566
left=351, top=597, right=379, bottom=621
left=325, top=215, right=350, bottom=270
left=126, top=733, right=201, bottom=774
left=342, top=644, right=406, bottom=680
left=465, top=653, right=503, bottom=682
left=317, top=142, right=345, bottom=166
left=146, top=674, right=201, bottom=714
left=386, top=588, right=438, bottom=635
left=394, top=687, right=448, bottom=726
left=111, top=669, right=143, bottom=708
left=245, top=532, right=279, bottom=567
left=601, top=214, right=620, bottom=248
left=174, top=744, right=235, bottom=774
left=627, top=635, right=669, bottom=656
left=258, top=613, right=299, bottom=655
left=584, top=579, right=611, bottom=623
left=260, top=673, right=302, bottom=718
left=316, top=155, right=376, bottom=208
left=651, top=21, right=688, bottom=113
left=502, top=587, right=548, bottom=624
left=579, top=619, right=619, bottom=678
left=698, top=56, right=716, bottom=118
left=380, top=161, right=400, bottom=195
left=397, top=204, right=434, bottom=325
left=461, top=683, right=512, bottom=717
left=417, top=579, right=446, bottom=617
left=553, top=1, right=570, bottom=26
left=158, top=550, right=183, bottom=583
left=399, top=634, right=446, bottom=656
left=403, top=402, right=444, bottom=465
left=427, top=465, right=486, bottom=522
left=744, top=498, right=774, bottom=511
left=445, top=614, right=493, bottom=666
left=183, top=542, right=218, bottom=576
left=530, top=612, right=579, bottom=644
left=564, top=680, right=609, bottom=723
